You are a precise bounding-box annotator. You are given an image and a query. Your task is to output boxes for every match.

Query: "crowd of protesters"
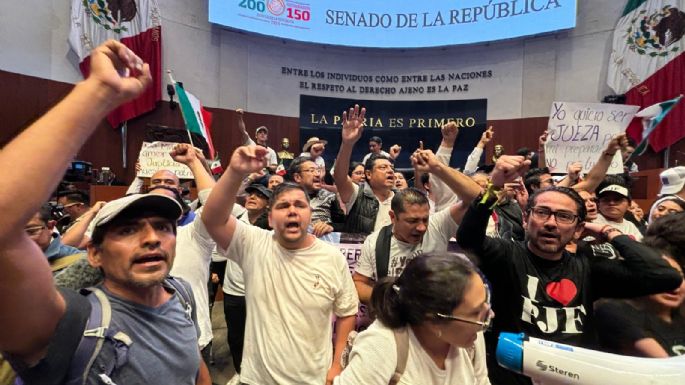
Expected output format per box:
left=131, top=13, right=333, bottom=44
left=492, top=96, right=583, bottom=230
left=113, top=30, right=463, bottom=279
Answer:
left=1, top=41, right=684, bottom=385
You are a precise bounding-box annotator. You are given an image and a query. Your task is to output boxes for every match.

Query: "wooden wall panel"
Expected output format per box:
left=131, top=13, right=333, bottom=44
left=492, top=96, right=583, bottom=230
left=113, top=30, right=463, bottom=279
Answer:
left=2, top=69, right=683, bottom=187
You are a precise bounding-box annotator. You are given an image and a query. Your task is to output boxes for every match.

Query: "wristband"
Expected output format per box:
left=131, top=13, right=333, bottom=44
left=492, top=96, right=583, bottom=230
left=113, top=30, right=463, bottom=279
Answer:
left=479, top=182, right=501, bottom=209
left=601, top=226, right=622, bottom=239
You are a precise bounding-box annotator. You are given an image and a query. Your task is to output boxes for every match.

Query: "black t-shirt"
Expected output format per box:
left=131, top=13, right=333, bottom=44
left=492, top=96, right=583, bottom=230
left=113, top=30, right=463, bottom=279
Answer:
left=576, top=239, right=621, bottom=260
left=457, top=198, right=683, bottom=385
left=595, top=300, right=685, bottom=357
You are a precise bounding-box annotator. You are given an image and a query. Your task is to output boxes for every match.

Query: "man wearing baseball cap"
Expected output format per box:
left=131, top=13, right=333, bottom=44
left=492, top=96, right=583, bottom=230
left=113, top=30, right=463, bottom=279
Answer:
left=236, top=108, right=278, bottom=172
left=0, top=41, right=210, bottom=384
left=659, top=166, right=685, bottom=200
left=594, top=181, right=643, bottom=241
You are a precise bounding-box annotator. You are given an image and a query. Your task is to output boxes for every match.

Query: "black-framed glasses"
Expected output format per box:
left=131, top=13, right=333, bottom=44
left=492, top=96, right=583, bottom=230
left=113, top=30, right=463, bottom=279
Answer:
left=436, top=285, right=493, bottom=330
left=529, top=206, right=578, bottom=225
left=300, top=168, right=322, bottom=175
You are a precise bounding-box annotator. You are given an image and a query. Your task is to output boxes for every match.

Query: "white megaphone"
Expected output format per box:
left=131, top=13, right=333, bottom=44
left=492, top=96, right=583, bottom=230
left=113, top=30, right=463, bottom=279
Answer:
left=496, top=332, right=685, bottom=385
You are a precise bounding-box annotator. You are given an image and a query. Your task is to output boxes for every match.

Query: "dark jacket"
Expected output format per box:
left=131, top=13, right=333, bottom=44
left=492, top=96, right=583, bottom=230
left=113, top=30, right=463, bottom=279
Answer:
left=342, top=183, right=379, bottom=235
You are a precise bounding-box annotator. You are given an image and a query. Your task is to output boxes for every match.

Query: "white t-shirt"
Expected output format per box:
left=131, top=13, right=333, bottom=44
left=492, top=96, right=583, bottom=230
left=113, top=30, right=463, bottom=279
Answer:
left=356, top=208, right=458, bottom=280
left=345, top=182, right=394, bottom=232
left=594, top=214, right=643, bottom=241
left=432, top=145, right=460, bottom=212
left=169, top=209, right=216, bottom=349
left=334, top=320, right=490, bottom=385
left=221, top=221, right=359, bottom=385
left=221, top=204, right=251, bottom=296
left=246, top=137, right=278, bottom=166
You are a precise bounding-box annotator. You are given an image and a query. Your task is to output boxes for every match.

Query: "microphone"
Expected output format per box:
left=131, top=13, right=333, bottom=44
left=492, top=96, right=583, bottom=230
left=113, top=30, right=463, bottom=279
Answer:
left=497, top=332, right=685, bottom=385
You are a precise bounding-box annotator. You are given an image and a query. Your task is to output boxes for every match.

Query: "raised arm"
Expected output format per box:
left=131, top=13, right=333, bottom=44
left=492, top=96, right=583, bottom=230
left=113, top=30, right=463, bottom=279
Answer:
left=236, top=108, right=253, bottom=145
left=61, top=201, right=106, bottom=248
left=586, top=222, right=682, bottom=298
left=202, top=145, right=266, bottom=251
left=574, top=133, right=628, bottom=193
left=412, top=149, right=483, bottom=223
left=464, top=125, right=493, bottom=175
left=537, top=130, right=548, bottom=169
left=557, top=162, right=582, bottom=188
left=431, top=122, right=460, bottom=210
left=333, top=105, right=366, bottom=204
left=457, top=155, right=530, bottom=253
left=0, top=40, right=150, bottom=359
left=170, top=143, right=216, bottom=192
left=388, top=144, right=402, bottom=161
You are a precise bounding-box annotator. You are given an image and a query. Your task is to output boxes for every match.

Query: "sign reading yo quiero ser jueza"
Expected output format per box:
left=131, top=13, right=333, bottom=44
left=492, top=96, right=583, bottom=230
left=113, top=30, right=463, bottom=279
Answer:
left=544, top=102, right=640, bottom=174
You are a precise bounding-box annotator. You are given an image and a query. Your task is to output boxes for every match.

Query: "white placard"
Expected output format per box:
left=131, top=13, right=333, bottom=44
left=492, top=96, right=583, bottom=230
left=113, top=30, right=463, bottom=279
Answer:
left=544, top=102, right=639, bottom=174
left=137, top=141, right=194, bottom=179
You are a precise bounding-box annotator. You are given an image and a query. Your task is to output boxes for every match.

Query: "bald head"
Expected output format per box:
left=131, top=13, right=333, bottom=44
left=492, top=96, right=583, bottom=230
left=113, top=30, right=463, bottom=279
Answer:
left=150, top=170, right=180, bottom=192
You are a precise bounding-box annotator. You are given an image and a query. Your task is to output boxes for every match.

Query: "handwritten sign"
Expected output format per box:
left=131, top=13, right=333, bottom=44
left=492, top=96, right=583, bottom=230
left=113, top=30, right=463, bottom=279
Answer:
left=137, top=141, right=194, bottom=179
left=544, top=102, right=639, bottom=174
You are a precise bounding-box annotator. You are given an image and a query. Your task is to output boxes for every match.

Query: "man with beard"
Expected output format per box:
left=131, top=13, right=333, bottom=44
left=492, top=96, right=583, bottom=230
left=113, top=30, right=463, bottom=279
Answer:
left=353, top=149, right=482, bottom=305
left=0, top=40, right=210, bottom=384
left=457, top=155, right=682, bottom=385
left=202, top=146, right=359, bottom=385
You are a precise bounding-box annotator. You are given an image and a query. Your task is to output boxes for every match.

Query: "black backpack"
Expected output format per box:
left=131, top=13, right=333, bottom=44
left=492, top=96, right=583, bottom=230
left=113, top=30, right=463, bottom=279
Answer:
left=374, top=225, right=394, bottom=280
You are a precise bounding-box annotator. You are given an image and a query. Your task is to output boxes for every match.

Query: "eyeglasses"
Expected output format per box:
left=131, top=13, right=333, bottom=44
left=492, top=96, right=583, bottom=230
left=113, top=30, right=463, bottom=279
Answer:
left=300, top=168, right=322, bottom=175
left=529, top=206, right=578, bottom=225
left=436, top=285, right=493, bottom=330
left=25, top=225, right=46, bottom=236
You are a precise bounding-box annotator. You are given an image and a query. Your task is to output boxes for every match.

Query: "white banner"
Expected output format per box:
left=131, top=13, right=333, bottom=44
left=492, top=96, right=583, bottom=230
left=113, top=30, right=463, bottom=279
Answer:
left=544, top=102, right=639, bottom=174
left=137, top=141, right=194, bottom=179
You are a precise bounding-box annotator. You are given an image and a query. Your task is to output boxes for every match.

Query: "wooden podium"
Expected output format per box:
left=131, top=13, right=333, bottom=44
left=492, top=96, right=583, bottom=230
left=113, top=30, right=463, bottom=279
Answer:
left=89, top=185, right=198, bottom=203
left=628, top=169, right=663, bottom=213
left=90, top=185, right=130, bottom=203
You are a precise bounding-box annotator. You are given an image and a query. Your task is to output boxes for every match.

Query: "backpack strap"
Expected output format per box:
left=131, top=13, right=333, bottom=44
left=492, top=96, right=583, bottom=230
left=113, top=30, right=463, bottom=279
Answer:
left=64, top=288, right=111, bottom=385
left=374, top=225, right=394, bottom=280
left=389, top=328, right=409, bottom=385
left=65, top=288, right=135, bottom=385
left=165, top=276, right=194, bottom=322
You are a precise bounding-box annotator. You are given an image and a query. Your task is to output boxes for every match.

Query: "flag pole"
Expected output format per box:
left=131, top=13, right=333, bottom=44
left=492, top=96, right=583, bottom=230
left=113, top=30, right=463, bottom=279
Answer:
left=168, top=69, right=196, bottom=149
left=121, top=121, right=127, bottom=168
left=664, top=147, right=670, bottom=169
left=186, top=129, right=196, bottom=149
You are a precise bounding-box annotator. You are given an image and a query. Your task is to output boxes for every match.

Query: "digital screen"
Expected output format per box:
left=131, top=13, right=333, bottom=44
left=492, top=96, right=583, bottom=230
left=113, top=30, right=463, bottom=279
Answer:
left=209, top=0, right=577, bottom=48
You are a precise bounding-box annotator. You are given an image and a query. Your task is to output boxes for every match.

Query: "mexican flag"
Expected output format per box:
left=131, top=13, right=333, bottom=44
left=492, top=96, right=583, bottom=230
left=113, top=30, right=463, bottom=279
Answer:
left=634, top=95, right=683, bottom=155
left=69, top=0, right=162, bottom=128
left=607, top=0, right=685, bottom=152
left=173, top=79, right=216, bottom=160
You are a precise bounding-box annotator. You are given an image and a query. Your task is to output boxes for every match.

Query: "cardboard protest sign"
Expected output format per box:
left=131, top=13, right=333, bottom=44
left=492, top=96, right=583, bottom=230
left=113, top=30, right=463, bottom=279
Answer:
left=136, top=141, right=195, bottom=179
left=544, top=102, right=639, bottom=174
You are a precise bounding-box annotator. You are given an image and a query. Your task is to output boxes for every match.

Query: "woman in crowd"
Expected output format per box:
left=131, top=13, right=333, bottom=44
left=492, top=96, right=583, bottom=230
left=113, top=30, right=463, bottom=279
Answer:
left=335, top=252, right=491, bottom=384
left=394, top=171, right=409, bottom=189
left=349, top=161, right=366, bottom=185
left=647, top=196, right=685, bottom=226
left=595, top=213, right=685, bottom=357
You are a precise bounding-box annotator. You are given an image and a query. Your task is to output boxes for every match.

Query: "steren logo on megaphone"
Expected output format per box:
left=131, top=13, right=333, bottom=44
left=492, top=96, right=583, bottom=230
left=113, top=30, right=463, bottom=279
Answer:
left=535, top=360, right=581, bottom=380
